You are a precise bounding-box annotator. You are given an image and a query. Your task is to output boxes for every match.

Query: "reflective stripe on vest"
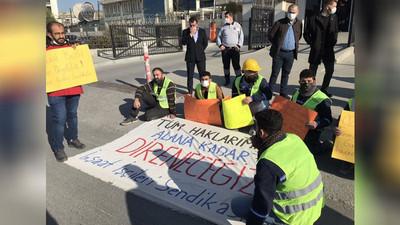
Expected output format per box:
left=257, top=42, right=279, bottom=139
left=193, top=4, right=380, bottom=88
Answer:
left=292, top=89, right=331, bottom=111
left=195, top=82, right=217, bottom=99
left=259, top=133, right=324, bottom=224
left=274, top=174, right=322, bottom=200
left=234, top=75, right=264, bottom=96
left=154, top=77, right=172, bottom=109
left=348, top=98, right=354, bottom=111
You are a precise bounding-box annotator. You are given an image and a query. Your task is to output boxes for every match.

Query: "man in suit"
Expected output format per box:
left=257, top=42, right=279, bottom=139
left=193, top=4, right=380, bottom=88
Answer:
left=181, top=16, right=208, bottom=95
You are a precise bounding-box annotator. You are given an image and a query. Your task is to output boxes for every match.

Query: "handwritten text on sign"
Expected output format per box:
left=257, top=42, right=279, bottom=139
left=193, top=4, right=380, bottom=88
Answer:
left=65, top=118, right=258, bottom=225
left=270, top=95, right=318, bottom=140
left=46, top=44, right=98, bottom=93
left=332, top=110, right=355, bottom=163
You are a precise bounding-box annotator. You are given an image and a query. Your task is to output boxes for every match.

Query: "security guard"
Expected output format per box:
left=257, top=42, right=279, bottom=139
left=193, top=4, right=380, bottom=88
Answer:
left=232, top=59, right=272, bottom=115
left=231, top=109, right=324, bottom=225
left=194, top=71, right=224, bottom=100
left=292, top=69, right=332, bottom=154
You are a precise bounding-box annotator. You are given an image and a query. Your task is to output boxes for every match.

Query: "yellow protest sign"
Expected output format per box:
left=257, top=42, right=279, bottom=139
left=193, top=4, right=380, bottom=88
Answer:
left=332, top=110, right=355, bottom=163
left=46, top=44, right=98, bottom=93
left=222, top=94, right=254, bottom=129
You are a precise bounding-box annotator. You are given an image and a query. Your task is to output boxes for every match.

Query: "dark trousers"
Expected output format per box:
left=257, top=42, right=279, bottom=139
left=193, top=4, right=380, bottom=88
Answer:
left=222, top=48, right=241, bottom=80
left=269, top=50, right=295, bottom=96
left=309, top=60, right=335, bottom=91
left=186, top=60, right=206, bottom=94
left=48, top=95, right=80, bottom=151
left=304, top=129, right=323, bottom=154
left=130, top=92, right=170, bottom=121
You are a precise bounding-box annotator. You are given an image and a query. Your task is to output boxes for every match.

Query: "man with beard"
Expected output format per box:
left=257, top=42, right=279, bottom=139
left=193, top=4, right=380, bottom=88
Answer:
left=232, top=59, right=272, bottom=116
left=231, top=109, right=324, bottom=225
left=291, top=69, right=332, bottom=154
left=46, top=22, right=86, bottom=162
left=120, top=67, right=176, bottom=125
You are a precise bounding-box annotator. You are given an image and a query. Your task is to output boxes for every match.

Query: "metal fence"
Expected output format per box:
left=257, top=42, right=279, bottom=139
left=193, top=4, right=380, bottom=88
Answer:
left=98, top=23, right=182, bottom=59
left=248, top=6, right=275, bottom=50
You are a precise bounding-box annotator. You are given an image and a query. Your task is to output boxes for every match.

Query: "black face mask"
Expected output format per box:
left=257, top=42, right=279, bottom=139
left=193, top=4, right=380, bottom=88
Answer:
left=300, top=83, right=313, bottom=92
left=250, top=129, right=265, bottom=150
left=245, top=75, right=258, bottom=83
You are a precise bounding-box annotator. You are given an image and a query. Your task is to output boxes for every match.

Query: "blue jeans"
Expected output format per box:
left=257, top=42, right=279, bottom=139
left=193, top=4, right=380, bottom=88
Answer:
left=269, top=50, right=295, bottom=96
left=231, top=195, right=287, bottom=225
left=48, top=95, right=80, bottom=151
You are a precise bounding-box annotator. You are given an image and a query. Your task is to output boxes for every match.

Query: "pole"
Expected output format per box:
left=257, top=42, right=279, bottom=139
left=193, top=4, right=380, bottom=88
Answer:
left=143, top=43, right=152, bottom=83
left=69, top=7, right=73, bottom=27
left=213, top=0, right=215, bottom=20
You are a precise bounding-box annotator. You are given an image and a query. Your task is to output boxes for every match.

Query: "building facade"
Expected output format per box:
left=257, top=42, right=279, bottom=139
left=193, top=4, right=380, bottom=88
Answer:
left=100, top=0, right=144, bottom=23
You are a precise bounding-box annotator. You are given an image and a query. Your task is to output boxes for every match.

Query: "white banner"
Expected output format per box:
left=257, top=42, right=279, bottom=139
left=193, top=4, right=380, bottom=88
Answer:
left=66, top=117, right=258, bottom=225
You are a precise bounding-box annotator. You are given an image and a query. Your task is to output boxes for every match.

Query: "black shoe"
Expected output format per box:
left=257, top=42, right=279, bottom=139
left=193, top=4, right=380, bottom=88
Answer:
left=68, top=139, right=86, bottom=149
left=224, top=80, right=230, bottom=87
left=54, top=149, right=68, bottom=162
left=120, top=117, right=138, bottom=126
left=321, top=89, right=332, bottom=97
left=280, top=93, right=290, bottom=100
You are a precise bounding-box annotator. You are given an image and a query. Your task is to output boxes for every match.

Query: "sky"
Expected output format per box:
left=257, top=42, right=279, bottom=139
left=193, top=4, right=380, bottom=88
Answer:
left=57, top=0, right=102, bottom=13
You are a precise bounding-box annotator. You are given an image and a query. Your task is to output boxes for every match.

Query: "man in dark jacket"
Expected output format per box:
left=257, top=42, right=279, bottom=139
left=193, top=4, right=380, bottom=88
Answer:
left=268, top=4, right=302, bottom=99
left=181, top=16, right=208, bottom=95
left=304, top=0, right=339, bottom=97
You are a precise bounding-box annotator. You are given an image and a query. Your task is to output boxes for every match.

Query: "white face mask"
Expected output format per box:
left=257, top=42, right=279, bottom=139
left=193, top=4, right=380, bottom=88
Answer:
left=287, top=13, right=296, bottom=20
left=330, top=7, right=337, bottom=14
left=225, top=18, right=230, bottom=24
left=201, top=80, right=210, bottom=87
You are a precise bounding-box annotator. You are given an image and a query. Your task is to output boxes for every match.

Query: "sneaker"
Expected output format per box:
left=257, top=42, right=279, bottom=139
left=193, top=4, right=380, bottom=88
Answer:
left=224, top=80, right=230, bottom=87
left=120, top=117, right=138, bottom=126
left=54, top=149, right=68, bottom=162
left=68, top=139, right=86, bottom=149
left=280, top=93, right=290, bottom=100
left=321, top=89, right=332, bottom=97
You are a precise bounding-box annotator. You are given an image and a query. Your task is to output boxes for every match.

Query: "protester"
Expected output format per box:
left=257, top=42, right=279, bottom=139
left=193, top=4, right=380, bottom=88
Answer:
left=46, top=21, right=86, bottom=162
left=120, top=67, right=176, bottom=125
left=216, top=11, right=244, bottom=86
left=291, top=69, right=332, bottom=154
left=231, top=109, right=324, bottom=225
left=194, top=71, right=224, bottom=100
left=268, top=4, right=302, bottom=99
left=181, top=16, right=208, bottom=95
left=232, top=59, right=272, bottom=116
left=304, top=0, right=339, bottom=97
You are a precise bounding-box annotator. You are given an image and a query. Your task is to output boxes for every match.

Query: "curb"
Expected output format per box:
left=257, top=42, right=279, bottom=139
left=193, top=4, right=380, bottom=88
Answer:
left=336, top=46, right=354, bottom=63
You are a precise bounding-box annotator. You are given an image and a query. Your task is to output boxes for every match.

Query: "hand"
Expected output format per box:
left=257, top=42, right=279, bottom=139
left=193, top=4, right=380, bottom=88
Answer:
left=334, top=127, right=342, bottom=136
left=235, top=45, right=240, bottom=51
left=71, top=43, right=79, bottom=49
left=168, top=114, right=176, bottom=119
left=220, top=45, right=226, bottom=51
left=133, top=98, right=141, bottom=109
left=305, top=121, right=318, bottom=130
left=242, top=96, right=252, bottom=104
left=190, top=26, right=197, bottom=35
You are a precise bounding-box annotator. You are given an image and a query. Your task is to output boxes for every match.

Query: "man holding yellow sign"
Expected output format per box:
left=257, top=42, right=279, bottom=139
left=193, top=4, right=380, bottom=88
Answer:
left=46, top=22, right=86, bottom=162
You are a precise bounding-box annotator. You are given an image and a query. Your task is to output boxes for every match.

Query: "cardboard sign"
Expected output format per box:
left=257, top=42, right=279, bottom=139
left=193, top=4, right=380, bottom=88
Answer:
left=184, top=94, right=222, bottom=126
left=66, top=118, right=258, bottom=225
left=46, top=44, right=98, bottom=93
left=222, top=94, right=254, bottom=129
left=332, top=110, right=355, bottom=163
left=270, top=95, right=318, bottom=140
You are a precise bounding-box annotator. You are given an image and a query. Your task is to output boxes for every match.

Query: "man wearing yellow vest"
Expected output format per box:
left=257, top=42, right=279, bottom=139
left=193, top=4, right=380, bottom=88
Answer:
left=291, top=69, right=332, bottom=154
left=231, top=109, right=324, bottom=225
left=194, top=71, right=224, bottom=100
left=232, top=59, right=272, bottom=115
left=120, top=67, right=176, bottom=125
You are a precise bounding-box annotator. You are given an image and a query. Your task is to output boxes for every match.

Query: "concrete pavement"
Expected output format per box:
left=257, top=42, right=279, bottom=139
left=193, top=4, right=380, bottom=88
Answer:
left=47, top=32, right=354, bottom=225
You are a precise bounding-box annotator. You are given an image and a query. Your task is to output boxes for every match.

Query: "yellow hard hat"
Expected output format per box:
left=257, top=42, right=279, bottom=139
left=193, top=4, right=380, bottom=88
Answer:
left=242, top=59, right=262, bottom=72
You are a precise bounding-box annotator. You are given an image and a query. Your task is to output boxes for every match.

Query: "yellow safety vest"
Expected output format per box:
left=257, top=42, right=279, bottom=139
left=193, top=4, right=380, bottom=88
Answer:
left=153, top=77, right=173, bottom=109
left=234, top=74, right=264, bottom=96
left=259, top=133, right=324, bottom=225
left=292, top=90, right=331, bottom=111
left=195, top=82, right=217, bottom=99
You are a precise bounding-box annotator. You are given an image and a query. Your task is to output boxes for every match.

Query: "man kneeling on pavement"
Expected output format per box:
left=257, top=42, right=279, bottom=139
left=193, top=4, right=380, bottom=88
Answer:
left=120, top=67, right=176, bottom=125
left=292, top=69, right=332, bottom=154
left=231, top=109, right=324, bottom=225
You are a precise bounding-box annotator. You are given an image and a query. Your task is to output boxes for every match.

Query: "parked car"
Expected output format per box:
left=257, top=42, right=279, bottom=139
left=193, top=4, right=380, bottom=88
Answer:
left=66, top=34, right=84, bottom=44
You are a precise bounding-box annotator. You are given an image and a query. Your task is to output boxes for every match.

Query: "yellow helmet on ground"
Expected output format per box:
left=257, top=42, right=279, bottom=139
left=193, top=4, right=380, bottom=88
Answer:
left=242, top=59, right=262, bottom=72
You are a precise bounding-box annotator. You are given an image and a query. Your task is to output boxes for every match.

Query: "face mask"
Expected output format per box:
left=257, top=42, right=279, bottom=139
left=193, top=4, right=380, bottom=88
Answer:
left=245, top=74, right=258, bottom=83
left=225, top=18, right=230, bottom=24
left=300, top=83, right=314, bottom=92
left=287, top=13, right=296, bottom=20
left=201, top=80, right=209, bottom=87
left=330, top=7, right=337, bottom=14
